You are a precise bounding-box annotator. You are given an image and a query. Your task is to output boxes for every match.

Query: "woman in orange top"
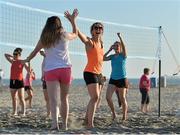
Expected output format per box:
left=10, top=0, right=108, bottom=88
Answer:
left=78, top=22, right=104, bottom=128
left=4, top=48, right=28, bottom=116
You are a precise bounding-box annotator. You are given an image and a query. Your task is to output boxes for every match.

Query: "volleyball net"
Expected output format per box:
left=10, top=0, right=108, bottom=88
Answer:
left=0, top=1, right=161, bottom=78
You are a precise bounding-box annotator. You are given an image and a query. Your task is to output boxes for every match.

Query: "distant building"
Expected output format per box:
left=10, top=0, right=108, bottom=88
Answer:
left=0, top=69, right=4, bottom=86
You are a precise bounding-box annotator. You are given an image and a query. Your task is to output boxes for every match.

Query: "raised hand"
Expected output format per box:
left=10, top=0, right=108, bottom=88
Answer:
left=117, top=32, right=121, bottom=39
left=64, top=9, right=78, bottom=23
left=110, top=44, right=115, bottom=51
left=72, top=9, right=78, bottom=18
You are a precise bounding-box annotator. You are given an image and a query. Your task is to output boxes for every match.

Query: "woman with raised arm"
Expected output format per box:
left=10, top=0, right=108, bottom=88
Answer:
left=104, top=33, right=128, bottom=121
left=78, top=22, right=104, bottom=128
left=4, top=48, right=28, bottom=116
left=23, top=9, right=78, bottom=130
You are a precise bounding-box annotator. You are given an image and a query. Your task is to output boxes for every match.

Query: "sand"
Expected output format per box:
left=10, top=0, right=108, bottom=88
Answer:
left=0, top=84, right=179, bottom=134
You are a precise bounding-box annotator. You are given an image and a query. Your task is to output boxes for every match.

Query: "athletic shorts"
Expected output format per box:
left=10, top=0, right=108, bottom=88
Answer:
left=83, top=72, right=102, bottom=85
left=109, top=78, right=129, bottom=88
left=44, top=67, right=72, bottom=85
left=42, top=80, right=47, bottom=90
left=24, top=86, right=33, bottom=91
left=10, top=79, right=24, bottom=89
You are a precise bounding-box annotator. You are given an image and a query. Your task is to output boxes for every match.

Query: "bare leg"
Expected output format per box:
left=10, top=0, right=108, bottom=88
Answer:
left=10, top=89, right=18, bottom=115
left=43, top=89, right=50, bottom=117
left=18, top=88, right=26, bottom=115
left=106, top=84, right=116, bottom=120
left=86, top=83, right=100, bottom=128
left=141, top=104, right=145, bottom=113
left=118, top=88, right=128, bottom=121
left=144, top=104, right=150, bottom=112
left=25, top=89, right=33, bottom=108
left=96, top=84, right=103, bottom=109
left=47, top=81, right=60, bottom=130
left=115, top=90, right=121, bottom=108
left=60, top=83, right=70, bottom=130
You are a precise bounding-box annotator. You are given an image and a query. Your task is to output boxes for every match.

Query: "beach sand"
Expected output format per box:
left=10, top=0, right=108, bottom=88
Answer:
left=0, top=84, right=179, bottom=134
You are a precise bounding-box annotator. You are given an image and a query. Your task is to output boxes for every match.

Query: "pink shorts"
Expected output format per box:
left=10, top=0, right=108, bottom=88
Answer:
left=44, top=67, right=72, bottom=85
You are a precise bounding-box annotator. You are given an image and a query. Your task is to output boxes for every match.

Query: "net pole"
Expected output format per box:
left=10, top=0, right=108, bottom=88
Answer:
left=158, top=26, right=162, bottom=117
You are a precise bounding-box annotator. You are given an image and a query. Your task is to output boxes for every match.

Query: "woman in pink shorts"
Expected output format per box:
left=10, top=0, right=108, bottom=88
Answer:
left=23, top=9, right=78, bottom=130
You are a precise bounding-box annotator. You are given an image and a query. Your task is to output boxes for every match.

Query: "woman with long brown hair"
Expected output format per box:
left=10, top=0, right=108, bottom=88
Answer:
left=23, top=9, right=78, bottom=130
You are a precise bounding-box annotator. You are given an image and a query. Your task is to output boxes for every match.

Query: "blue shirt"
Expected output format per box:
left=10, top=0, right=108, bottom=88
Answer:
left=110, top=53, right=127, bottom=80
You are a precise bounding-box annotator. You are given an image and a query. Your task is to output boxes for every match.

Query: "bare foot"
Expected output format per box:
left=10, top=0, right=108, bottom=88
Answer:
left=50, top=127, right=59, bottom=131
left=50, top=124, right=59, bottom=131
left=62, top=124, right=68, bottom=131
left=122, top=116, right=127, bottom=122
left=82, top=117, right=88, bottom=126
left=46, top=113, right=51, bottom=118
left=112, top=113, right=116, bottom=121
left=21, top=113, right=26, bottom=117
left=87, top=125, right=94, bottom=129
left=13, top=113, right=18, bottom=116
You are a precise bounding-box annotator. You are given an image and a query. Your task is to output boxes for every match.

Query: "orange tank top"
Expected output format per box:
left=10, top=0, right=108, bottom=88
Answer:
left=84, top=41, right=104, bottom=74
left=10, top=60, right=24, bottom=80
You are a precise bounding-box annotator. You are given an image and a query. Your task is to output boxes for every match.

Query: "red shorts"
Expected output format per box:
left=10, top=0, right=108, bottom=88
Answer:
left=44, top=67, right=72, bottom=85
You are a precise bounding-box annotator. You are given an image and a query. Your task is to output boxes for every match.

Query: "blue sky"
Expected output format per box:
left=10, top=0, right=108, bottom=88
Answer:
left=0, top=0, right=179, bottom=78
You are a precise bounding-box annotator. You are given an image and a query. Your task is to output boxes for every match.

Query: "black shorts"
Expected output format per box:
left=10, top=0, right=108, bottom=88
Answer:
left=140, top=88, right=150, bottom=104
left=24, top=86, right=33, bottom=91
left=42, top=80, right=47, bottom=90
left=83, top=72, right=102, bottom=85
left=109, top=78, right=129, bottom=88
left=10, top=79, right=24, bottom=89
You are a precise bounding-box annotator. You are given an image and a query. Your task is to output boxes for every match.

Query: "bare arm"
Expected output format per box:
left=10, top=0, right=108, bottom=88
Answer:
left=117, top=33, right=127, bottom=57
left=4, top=53, right=13, bottom=63
left=25, top=40, right=43, bottom=62
left=103, top=45, right=114, bottom=61
left=41, top=58, right=45, bottom=81
left=64, top=9, right=78, bottom=40
left=24, top=63, right=29, bottom=72
left=78, top=29, right=90, bottom=45
left=32, top=72, right=36, bottom=80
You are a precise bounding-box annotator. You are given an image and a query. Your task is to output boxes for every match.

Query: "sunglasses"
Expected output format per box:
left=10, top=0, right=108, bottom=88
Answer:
left=13, top=53, right=18, bottom=56
left=94, top=26, right=103, bottom=30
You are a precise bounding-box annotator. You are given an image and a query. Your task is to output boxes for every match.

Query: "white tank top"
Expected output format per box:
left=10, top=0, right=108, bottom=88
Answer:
left=44, top=32, right=71, bottom=72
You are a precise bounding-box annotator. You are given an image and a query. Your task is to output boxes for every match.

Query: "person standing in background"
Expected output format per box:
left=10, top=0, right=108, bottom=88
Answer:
left=24, top=66, right=36, bottom=108
left=139, top=68, right=151, bottom=113
left=4, top=48, right=28, bottom=116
